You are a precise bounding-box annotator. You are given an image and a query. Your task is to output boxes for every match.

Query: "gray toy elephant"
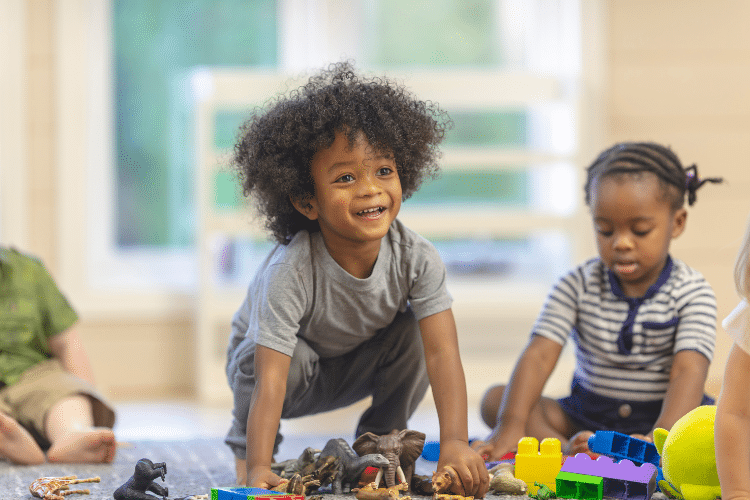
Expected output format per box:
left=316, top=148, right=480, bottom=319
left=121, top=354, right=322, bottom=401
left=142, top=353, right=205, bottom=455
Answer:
left=352, top=429, right=426, bottom=489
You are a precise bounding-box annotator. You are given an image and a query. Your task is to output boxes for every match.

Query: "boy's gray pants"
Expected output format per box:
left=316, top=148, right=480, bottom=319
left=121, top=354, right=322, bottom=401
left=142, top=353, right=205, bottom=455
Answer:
left=225, top=308, right=429, bottom=459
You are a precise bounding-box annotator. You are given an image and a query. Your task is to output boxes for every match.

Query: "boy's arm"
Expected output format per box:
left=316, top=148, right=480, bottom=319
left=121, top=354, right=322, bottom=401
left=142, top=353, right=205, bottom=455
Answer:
left=475, top=334, right=562, bottom=459
left=47, top=326, right=95, bottom=384
left=650, top=349, right=709, bottom=436
left=419, top=309, right=489, bottom=498
left=246, top=344, right=291, bottom=488
left=716, top=344, right=750, bottom=500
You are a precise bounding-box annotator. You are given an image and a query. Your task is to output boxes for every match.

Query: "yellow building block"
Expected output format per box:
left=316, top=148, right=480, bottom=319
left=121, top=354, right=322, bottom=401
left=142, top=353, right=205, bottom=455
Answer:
left=514, top=437, right=563, bottom=495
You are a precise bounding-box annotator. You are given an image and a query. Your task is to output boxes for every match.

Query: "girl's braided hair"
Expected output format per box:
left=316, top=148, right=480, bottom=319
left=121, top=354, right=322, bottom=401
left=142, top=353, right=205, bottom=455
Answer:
left=584, top=142, right=722, bottom=210
left=233, top=61, right=451, bottom=244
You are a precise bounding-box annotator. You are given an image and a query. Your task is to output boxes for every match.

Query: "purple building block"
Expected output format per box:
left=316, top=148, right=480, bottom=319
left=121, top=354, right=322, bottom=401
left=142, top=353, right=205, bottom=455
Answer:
left=561, top=453, right=657, bottom=500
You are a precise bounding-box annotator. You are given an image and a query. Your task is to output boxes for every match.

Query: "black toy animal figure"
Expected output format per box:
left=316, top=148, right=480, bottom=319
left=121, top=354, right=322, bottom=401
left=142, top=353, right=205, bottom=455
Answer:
left=315, top=438, right=390, bottom=494
left=114, top=458, right=169, bottom=500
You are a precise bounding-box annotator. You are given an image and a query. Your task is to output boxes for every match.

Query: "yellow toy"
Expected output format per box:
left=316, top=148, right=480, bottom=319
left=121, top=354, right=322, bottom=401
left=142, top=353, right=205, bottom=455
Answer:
left=653, top=405, right=721, bottom=500
left=514, top=437, right=562, bottom=495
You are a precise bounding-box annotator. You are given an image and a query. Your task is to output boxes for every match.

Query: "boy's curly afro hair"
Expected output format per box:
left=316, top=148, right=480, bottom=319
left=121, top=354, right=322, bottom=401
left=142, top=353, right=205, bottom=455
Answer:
left=233, top=61, right=451, bottom=244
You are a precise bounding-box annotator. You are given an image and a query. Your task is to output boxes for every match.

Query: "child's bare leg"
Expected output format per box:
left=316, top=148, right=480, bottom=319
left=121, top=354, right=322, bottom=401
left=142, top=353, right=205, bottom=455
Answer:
left=236, top=457, right=247, bottom=485
left=0, top=410, right=45, bottom=464
left=45, top=394, right=116, bottom=463
left=480, top=384, right=579, bottom=444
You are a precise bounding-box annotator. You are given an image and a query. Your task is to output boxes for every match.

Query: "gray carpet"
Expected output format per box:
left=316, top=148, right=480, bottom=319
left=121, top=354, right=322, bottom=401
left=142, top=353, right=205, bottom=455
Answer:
left=2, top=435, right=619, bottom=500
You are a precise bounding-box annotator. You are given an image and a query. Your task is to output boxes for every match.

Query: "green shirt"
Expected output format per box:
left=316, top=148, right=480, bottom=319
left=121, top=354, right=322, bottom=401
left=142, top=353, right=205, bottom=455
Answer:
left=0, top=248, right=78, bottom=387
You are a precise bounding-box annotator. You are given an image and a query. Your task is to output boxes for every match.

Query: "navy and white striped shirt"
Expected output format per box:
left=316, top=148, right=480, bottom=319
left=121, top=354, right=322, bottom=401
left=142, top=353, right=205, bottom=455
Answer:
left=533, top=256, right=716, bottom=402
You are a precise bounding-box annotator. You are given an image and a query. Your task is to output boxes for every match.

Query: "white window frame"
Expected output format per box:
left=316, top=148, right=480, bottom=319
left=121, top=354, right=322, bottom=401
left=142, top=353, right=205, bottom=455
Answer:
left=50, top=0, right=605, bottom=319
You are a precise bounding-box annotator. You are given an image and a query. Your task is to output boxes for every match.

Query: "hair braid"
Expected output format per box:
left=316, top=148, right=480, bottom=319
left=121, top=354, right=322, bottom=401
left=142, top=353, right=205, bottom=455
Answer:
left=584, top=142, right=722, bottom=209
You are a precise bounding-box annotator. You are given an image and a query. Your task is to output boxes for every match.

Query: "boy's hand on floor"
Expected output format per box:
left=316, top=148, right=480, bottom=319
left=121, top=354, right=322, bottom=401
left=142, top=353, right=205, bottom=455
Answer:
left=438, top=439, right=490, bottom=498
left=564, top=430, right=594, bottom=455
left=246, top=465, right=281, bottom=489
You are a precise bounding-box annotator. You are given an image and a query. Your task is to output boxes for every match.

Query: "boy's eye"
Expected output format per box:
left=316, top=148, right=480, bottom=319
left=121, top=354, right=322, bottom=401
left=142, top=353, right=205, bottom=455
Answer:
left=632, top=228, right=651, bottom=237
left=336, top=174, right=354, bottom=183
left=596, top=227, right=613, bottom=237
left=377, top=167, right=394, bottom=176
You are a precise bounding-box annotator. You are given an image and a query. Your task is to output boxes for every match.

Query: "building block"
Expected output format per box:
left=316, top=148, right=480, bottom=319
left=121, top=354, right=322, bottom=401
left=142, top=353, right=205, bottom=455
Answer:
left=561, top=453, right=657, bottom=500
left=211, top=487, right=305, bottom=500
left=514, top=437, right=563, bottom=495
left=587, top=431, right=660, bottom=466
left=556, top=471, right=603, bottom=500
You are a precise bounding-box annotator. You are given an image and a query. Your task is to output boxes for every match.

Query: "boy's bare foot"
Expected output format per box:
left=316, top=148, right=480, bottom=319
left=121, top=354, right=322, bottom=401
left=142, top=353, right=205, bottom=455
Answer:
left=0, top=412, right=45, bottom=464
left=47, top=427, right=116, bottom=463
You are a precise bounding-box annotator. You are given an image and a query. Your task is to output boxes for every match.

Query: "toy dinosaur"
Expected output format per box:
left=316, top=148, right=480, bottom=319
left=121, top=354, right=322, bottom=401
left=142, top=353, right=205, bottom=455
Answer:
left=653, top=405, right=721, bottom=500
left=113, top=458, right=169, bottom=500
left=315, top=438, right=390, bottom=494
left=30, top=475, right=100, bottom=500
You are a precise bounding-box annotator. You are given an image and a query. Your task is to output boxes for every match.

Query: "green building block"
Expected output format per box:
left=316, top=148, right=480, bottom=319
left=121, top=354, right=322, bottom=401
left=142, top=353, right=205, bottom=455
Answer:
left=556, top=471, right=603, bottom=500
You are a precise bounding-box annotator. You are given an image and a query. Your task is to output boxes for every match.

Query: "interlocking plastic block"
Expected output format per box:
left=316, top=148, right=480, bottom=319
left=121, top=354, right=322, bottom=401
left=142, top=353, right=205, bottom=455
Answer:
left=421, top=440, right=440, bottom=461
left=587, top=431, right=660, bottom=466
left=561, top=453, right=657, bottom=500
left=211, top=487, right=305, bottom=500
left=556, top=471, right=603, bottom=500
left=514, top=437, right=563, bottom=495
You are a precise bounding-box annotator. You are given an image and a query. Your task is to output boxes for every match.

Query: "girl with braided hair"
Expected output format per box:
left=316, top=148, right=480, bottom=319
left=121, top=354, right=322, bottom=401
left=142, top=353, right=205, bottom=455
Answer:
left=473, top=142, right=723, bottom=459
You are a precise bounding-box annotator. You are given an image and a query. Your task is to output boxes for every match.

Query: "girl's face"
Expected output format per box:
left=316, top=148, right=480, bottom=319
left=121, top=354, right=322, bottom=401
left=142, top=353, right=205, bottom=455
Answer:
left=296, top=130, right=402, bottom=249
left=590, top=172, right=687, bottom=297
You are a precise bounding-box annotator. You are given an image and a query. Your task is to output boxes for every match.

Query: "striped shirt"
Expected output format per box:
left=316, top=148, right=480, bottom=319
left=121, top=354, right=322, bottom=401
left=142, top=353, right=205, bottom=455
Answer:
left=533, top=256, right=716, bottom=402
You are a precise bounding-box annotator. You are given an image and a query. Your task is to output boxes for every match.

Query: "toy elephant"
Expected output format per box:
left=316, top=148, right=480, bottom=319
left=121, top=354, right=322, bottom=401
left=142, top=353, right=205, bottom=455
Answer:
left=353, top=429, right=426, bottom=489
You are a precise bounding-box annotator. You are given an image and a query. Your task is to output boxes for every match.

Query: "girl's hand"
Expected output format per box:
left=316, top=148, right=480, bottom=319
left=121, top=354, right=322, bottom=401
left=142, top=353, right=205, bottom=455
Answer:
left=246, top=465, right=281, bottom=489
left=564, top=430, right=594, bottom=455
left=438, top=439, right=490, bottom=498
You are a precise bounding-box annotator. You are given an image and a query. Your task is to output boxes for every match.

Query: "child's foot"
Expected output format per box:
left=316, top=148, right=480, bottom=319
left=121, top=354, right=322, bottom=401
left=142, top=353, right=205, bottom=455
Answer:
left=46, top=427, right=116, bottom=463
left=0, top=412, right=45, bottom=464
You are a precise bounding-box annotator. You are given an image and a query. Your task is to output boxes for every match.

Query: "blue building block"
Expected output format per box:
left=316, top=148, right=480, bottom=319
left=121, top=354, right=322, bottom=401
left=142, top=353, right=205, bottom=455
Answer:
left=211, top=487, right=305, bottom=500
left=587, top=431, right=660, bottom=466
left=421, top=440, right=441, bottom=461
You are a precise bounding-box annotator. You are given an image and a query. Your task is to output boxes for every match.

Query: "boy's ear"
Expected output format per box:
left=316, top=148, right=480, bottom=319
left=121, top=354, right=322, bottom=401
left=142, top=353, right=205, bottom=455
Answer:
left=671, top=207, right=687, bottom=238
left=291, top=195, right=319, bottom=221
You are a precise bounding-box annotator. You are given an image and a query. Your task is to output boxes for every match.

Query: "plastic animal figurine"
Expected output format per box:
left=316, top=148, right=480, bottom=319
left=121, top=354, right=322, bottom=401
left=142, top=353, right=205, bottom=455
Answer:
left=653, top=405, right=721, bottom=500
left=271, top=473, right=321, bottom=496
left=354, top=481, right=410, bottom=500
left=530, top=482, right=556, bottom=500
left=114, top=458, right=169, bottom=500
left=315, top=438, right=390, bottom=494
left=434, top=494, right=474, bottom=500
left=353, top=429, right=426, bottom=489
left=30, top=475, right=101, bottom=500
left=271, top=447, right=321, bottom=477
left=488, top=463, right=527, bottom=495
left=432, top=465, right=465, bottom=496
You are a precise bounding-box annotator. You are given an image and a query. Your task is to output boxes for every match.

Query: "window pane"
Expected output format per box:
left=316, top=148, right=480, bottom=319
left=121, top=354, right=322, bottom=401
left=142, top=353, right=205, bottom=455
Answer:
left=364, top=0, right=503, bottom=66
left=410, top=170, right=529, bottom=206
left=445, top=111, right=527, bottom=148
left=113, top=0, right=276, bottom=247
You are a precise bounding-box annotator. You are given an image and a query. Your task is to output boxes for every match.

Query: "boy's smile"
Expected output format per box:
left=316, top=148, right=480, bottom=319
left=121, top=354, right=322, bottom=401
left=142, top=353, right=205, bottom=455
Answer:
left=590, top=173, right=686, bottom=297
left=293, top=130, right=402, bottom=276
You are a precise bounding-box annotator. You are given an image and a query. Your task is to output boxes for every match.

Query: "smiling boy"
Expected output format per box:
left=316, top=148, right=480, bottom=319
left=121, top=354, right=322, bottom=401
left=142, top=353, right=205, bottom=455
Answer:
left=224, top=63, right=488, bottom=497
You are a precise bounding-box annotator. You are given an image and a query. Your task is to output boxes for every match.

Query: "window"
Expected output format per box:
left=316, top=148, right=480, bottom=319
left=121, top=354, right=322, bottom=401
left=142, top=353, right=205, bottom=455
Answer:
left=56, top=0, right=603, bottom=317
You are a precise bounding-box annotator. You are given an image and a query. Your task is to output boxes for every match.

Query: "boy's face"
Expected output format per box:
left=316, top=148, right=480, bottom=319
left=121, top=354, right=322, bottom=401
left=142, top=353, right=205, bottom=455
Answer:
left=296, top=130, right=402, bottom=248
left=590, top=172, right=687, bottom=297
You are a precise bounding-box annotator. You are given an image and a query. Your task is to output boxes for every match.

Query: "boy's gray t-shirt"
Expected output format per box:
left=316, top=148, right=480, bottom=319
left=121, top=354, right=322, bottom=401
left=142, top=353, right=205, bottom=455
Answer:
left=229, top=219, right=452, bottom=358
